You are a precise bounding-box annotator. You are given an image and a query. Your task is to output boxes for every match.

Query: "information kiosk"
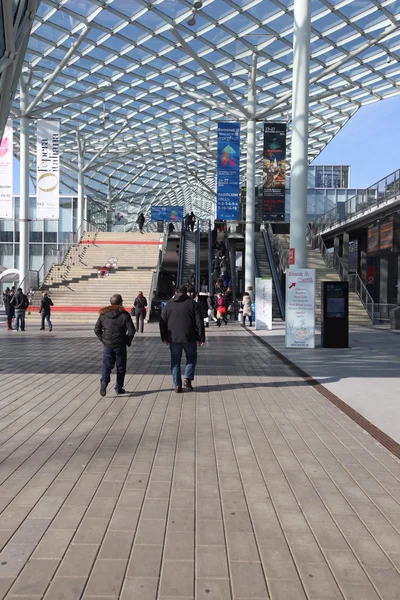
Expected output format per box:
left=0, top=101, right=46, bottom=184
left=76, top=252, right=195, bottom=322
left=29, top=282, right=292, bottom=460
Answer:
left=321, top=282, right=349, bottom=348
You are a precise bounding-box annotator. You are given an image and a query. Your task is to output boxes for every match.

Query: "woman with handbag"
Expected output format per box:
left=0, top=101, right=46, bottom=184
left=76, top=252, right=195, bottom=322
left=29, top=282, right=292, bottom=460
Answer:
left=131, top=291, right=148, bottom=333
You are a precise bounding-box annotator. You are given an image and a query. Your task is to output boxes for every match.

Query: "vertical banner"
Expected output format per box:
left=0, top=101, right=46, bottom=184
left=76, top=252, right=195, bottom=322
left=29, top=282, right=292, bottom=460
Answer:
left=0, top=121, right=13, bottom=219
left=285, top=268, right=316, bottom=348
left=216, top=122, right=240, bottom=221
left=36, top=120, right=60, bottom=219
left=263, top=122, right=286, bottom=221
left=255, top=277, right=273, bottom=330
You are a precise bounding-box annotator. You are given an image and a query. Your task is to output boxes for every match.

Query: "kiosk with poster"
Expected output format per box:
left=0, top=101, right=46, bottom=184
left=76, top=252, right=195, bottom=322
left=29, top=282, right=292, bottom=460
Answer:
left=285, top=269, right=316, bottom=348
left=321, top=282, right=349, bottom=348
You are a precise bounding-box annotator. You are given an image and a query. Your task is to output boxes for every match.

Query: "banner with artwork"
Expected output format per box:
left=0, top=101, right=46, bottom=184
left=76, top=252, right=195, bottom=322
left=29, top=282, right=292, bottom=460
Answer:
left=0, top=121, right=13, bottom=219
left=36, top=120, right=60, bottom=219
left=263, top=123, right=286, bottom=221
left=216, top=122, right=240, bottom=221
left=151, top=206, right=184, bottom=222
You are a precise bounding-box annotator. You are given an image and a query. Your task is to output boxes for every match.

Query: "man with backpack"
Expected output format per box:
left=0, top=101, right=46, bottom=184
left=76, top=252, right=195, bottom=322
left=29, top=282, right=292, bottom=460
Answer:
left=11, top=287, right=29, bottom=332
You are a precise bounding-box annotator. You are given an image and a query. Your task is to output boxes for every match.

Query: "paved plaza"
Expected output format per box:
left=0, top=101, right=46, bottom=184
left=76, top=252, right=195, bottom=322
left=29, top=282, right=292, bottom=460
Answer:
left=0, top=323, right=399, bottom=599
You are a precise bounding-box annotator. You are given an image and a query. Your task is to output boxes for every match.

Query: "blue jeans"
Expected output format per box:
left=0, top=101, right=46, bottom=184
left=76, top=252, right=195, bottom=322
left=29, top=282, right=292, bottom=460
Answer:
left=15, top=310, right=25, bottom=331
left=41, top=312, right=52, bottom=329
left=170, top=342, right=197, bottom=387
left=101, top=345, right=127, bottom=391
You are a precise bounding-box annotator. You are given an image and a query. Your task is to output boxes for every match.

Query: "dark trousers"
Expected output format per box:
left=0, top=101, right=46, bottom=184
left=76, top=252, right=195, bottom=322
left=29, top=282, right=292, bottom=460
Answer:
left=243, top=315, right=252, bottom=327
left=6, top=314, right=13, bottom=330
left=101, top=345, right=127, bottom=391
left=41, top=312, right=52, bottom=329
left=135, top=311, right=145, bottom=333
left=170, top=342, right=197, bottom=387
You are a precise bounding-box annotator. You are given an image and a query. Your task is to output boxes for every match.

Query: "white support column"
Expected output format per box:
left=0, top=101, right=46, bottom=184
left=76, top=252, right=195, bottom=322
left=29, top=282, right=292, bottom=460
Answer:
left=19, top=73, right=31, bottom=292
left=106, top=178, right=113, bottom=232
left=244, top=53, right=257, bottom=297
left=77, top=132, right=85, bottom=235
left=290, top=0, right=311, bottom=268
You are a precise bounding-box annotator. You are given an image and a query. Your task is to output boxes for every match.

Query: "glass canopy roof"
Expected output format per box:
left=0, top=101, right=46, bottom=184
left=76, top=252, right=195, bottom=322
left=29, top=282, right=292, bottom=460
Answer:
left=7, top=0, right=400, bottom=221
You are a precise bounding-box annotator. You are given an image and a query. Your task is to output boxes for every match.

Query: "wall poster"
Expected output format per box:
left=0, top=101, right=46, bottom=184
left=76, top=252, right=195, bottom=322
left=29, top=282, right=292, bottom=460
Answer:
left=0, top=121, right=13, bottom=219
left=263, top=122, right=286, bottom=222
left=216, top=122, right=240, bottom=221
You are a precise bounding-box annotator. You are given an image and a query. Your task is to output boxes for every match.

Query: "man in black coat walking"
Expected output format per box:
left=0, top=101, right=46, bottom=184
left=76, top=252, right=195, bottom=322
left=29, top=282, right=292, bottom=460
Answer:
left=159, top=285, right=205, bottom=393
left=94, top=294, right=136, bottom=396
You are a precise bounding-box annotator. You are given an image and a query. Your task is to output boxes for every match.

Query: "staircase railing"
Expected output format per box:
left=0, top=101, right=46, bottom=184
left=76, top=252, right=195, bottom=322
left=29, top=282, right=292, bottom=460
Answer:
left=148, top=232, right=168, bottom=319
left=177, top=226, right=185, bottom=286
left=262, top=229, right=285, bottom=319
left=195, top=224, right=201, bottom=293
left=267, top=223, right=288, bottom=280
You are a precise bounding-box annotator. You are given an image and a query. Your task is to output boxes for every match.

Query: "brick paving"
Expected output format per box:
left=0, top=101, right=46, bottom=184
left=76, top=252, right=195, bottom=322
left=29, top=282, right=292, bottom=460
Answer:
left=0, top=323, right=398, bottom=599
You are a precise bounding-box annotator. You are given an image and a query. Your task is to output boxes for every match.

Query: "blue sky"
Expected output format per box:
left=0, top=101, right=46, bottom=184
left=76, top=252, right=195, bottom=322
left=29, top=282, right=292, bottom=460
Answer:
left=313, top=95, right=400, bottom=189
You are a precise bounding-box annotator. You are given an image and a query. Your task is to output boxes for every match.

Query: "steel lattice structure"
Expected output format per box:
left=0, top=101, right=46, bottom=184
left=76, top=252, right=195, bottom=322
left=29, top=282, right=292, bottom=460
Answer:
left=4, top=0, right=400, bottom=222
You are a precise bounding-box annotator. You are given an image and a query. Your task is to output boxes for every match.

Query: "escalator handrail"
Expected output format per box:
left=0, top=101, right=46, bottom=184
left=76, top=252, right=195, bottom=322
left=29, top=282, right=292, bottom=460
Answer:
left=177, top=222, right=185, bottom=286
left=195, top=224, right=201, bottom=292
left=262, top=228, right=285, bottom=319
left=207, top=221, right=213, bottom=293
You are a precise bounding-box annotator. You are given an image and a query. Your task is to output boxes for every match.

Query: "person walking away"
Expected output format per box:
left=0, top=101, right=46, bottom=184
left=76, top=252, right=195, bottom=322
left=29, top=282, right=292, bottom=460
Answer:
left=189, top=211, right=196, bottom=232
left=137, top=212, right=145, bottom=233
left=207, top=292, right=217, bottom=323
left=39, top=292, right=54, bottom=331
left=160, top=285, right=205, bottom=393
left=216, top=292, right=228, bottom=327
left=3, top=288, right=13, bottom=331
left=11, top=287, right=29, bottom=331
left=242, top=292, right=252, bottom=327
left=184, top=213, right=190, bottom=232
left=94, top=294, right=135, bottom=396
left=168, top=222, right=175, bottom=234
left=215, top=278, right=225, bottom=295
left=132, top=291, right=147, bottom=333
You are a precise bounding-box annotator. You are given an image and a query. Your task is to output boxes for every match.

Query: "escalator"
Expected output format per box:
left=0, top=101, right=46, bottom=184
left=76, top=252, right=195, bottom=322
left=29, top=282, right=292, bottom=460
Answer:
left=254, top=230, right=285, bottom=319
left=177, top=229, right=197, bottom=288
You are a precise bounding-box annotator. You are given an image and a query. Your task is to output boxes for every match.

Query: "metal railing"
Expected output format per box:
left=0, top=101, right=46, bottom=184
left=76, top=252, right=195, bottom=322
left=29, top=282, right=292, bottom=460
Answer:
left=176, top=226, right=185, bottom=286
left=262, top=229, right=285, bottom=319
left=348, top=273, right=376, bottom=322
left=195, top=224, right=201, bottom=293
left=208, top=221, right=213, bottom=294
left=313, top=168, right=400, bottom=235
left=267, top=223, right=288, bottom=279
left=148, top=232, right=167, bottom=319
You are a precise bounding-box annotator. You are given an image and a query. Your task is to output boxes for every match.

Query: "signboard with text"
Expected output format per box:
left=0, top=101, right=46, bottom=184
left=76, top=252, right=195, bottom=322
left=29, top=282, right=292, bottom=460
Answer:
left=285, top=269, right=316, bottom=349
left=151, top=206, right=183, bottom=222
left=36, top=120, right=60, bottom=219
left=0, top=121, right=13, bottom=219
left=255, top=277, right=272, bottom=331
left=263, top=122, right=286, bottom=221
left=216, top=122, right=240, bottom=221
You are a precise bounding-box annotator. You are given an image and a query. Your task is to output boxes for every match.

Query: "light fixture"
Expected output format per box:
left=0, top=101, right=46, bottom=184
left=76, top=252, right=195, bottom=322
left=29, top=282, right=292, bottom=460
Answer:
left=387, top=55, right=392, bottom=64
left=193, top=0, right=203, bottom=8
left=187, top=10, right=196, bottom=26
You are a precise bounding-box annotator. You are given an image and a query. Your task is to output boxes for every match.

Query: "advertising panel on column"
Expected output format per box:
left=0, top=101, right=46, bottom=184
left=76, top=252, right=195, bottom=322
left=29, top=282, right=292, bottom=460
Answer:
left=216, top=122, right=240, bottom=221
left=263, top=123, right=286, bottom=221
left=36, top=120, right=60, bottom=219
left=0, top=121, right=13, bottom=219
left=255, top=277, right=273, bottom=330
left=285, top=268, right=316, bottom=349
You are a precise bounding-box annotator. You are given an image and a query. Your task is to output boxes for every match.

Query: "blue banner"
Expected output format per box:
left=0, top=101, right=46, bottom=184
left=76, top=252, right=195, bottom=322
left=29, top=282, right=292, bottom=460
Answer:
left=216, top=122, right=240, bottom=221
left=151, top=205, right=184, bottom=222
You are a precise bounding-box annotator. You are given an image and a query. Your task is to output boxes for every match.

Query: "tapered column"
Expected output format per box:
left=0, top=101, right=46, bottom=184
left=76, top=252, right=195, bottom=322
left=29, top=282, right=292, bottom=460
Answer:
left=19, top=76, right=30, bottom=291
left=77, top=133, right=85, bottom=235
left=290, top=0, right=311, bottom=268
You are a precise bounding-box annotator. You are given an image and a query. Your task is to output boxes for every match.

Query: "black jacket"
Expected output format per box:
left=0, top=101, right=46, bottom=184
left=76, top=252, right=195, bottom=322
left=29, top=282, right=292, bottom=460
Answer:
left=11, top=291, right=29, bottom=310
left=160, top=293, right=205, bottom=344
left=132, top=296, right=147, bottom=316
left=39, top=297, right=54, bottom=314
left=3, top=292, right=14, bottom=315
left=94, top=306, right=135, bottom=348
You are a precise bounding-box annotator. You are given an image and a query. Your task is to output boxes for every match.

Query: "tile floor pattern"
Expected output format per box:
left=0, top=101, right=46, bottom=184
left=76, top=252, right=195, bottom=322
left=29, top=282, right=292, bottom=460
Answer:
left=0, top=323, right=398, bottom=599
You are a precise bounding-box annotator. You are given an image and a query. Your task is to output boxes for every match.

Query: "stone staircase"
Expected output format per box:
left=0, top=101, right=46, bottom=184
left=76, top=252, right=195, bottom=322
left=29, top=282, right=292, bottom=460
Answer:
left=274, top=234, right=371, bottom=324
left=254, top=232, right=282, bottom=319
left=27, top=232, right=162, bottom=324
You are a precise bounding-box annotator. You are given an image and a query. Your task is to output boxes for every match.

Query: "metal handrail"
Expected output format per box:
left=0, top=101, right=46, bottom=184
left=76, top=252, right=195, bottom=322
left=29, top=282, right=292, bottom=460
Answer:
left=267, top=223, right=288, bottom=279
left=148, top=232, right=167, bottom=319
left=176, top=224, right=185, bottom=286
left=195, top=224, right=201, bottom=293
left=262, top=229, right=285, bottom=319
left=348, top=272, right=375, bottom=322
left=207, top=221, right=213, bottom=294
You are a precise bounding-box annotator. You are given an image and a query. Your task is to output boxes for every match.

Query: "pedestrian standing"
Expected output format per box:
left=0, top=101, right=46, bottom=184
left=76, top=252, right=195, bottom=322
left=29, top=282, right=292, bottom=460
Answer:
left=94, top=294, right=136, bottom=396
left=242, top=292, right=252, bottom=327
left=39, top=292, right=54, bottom=331
left=189, top=211, right=196, bottom=232
left=137, top=212, right=145, bottom=233
left=11, top=288, right=29, bottom=331
left=132, top=291, right=147, bottom=333
left=184, top=213, right=190, bottom=231
left=3, top=288, right=14, bottom=331
left=216, top=292, right=228, bottom=327
left=159, top=285, right=205, bottom=393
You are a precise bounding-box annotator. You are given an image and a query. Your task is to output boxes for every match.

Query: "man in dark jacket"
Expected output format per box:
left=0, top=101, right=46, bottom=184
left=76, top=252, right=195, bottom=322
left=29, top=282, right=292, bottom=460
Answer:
left=11, top=288, right=29, bottom=332
left=94, top=294, right=136, bottom=396
left=39, top=292, right=54, bottom=332
left=159, top=285, right=205, bottom=393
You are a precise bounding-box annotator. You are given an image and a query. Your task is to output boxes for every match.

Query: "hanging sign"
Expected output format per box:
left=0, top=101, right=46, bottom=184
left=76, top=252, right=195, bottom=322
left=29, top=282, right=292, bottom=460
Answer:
left=36, top=120, right=60, bottom=219
left=151, top=206, right=184, bottom=222
left=263, top=123, right=286, bottom=222
left=0, top=121, right=13, bottom=219
left=289, top=248, right=295, bottom=265
left=285, top=268, right=316, bottom=349
left=255, top=277, right=273, bottom=330
left=216, top=122, right=240, bottom=221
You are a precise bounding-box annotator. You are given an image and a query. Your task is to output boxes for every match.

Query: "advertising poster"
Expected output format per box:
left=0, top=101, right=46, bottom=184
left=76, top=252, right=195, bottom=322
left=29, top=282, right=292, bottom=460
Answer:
left=151, top=206, right=184, bottom=222
left=380, top=217, right=394, bottom=251
left=367, top=223, right=379, bottom=254
left=114, top=211, right=128, bottom=225
left=285, top=269, right=316, bottom=349
left=0, top=121, right=13, bottom=219
left=255, top=277, right=272, bottom=331
left=216, top=122, right=240, bottom=221
left=263, top=123, right=286, bottom=222
left=36, top=120, right=60, bottom=219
